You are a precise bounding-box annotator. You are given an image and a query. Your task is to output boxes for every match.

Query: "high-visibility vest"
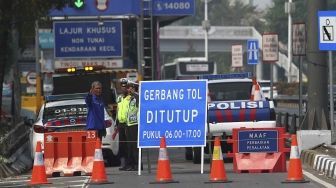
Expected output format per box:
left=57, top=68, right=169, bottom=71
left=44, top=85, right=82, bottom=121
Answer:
left=117, top=95, right=131, bottom=124
left=127, top=96, right=138, bottom=126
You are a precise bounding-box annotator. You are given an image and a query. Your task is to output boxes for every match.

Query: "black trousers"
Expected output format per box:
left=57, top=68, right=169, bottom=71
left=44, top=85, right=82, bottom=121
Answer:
left=118, top=123, right=128, bottom=163
left=125, top=125, right=138, bottom=168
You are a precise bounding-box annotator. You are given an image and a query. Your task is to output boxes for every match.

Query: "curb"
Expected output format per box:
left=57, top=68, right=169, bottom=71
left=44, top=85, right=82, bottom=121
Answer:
left=301, top=150, right=336, bottom=180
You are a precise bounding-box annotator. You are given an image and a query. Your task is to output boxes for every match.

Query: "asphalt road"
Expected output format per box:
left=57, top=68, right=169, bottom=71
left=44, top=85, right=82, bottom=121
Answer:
left=0, top=147, right=333, bottom=188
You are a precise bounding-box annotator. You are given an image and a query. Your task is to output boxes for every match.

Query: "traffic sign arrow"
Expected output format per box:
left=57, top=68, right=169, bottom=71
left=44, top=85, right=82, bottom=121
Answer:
left=74, top=0, right=84, bottom=9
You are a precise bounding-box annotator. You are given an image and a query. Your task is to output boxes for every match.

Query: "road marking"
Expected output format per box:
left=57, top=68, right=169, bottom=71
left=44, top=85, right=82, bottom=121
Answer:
left=303, top=170, right=336, bottom=188
left=82, top=176, right=90, bottom=188
left=0, top=179, right=29, bottom=183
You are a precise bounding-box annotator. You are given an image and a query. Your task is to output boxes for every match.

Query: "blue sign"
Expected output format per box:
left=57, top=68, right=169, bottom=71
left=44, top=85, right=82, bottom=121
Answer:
left=318, top=11, right=336, bottom=50
left=152, top=0, right=195, bottom=16
left=53, top=21, right=122, bottom=58
left=139, top=80, right=207, bottom=148
left=238, top=130, right=278, bottom=153
left=49, top=0, right=141, bottom=17
left=247, top=39, right=258, bottom=65
left=49, top=0, right=194, bottom=17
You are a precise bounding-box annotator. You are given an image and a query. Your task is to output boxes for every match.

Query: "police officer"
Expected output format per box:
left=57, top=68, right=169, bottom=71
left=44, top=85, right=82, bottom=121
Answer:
left=125, top=81, right=140, bottom=171
left=116, top=78, right=130, bottom=171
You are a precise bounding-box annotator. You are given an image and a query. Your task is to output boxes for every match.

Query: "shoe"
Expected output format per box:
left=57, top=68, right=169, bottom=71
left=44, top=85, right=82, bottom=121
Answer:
left=119, top=166, right=128, bottom=171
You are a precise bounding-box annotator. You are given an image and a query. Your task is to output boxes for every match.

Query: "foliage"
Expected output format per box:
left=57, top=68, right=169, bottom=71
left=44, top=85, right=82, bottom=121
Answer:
left=264, top=0, right=336, bottom=44
left=275, top=81, right=308, bottom=95
left=0, top=0, right=66, bottom=123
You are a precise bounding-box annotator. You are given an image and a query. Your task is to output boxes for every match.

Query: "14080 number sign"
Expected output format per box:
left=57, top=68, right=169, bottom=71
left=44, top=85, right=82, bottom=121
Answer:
left=162, top=2, right=191, bottom=10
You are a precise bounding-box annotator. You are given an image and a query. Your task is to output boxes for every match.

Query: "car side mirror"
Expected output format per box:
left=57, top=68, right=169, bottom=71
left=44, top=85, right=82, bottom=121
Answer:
left=24, top=118, right=34, bottom=127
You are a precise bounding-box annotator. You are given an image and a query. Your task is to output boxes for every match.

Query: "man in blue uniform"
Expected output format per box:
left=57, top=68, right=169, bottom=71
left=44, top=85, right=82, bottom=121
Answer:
left=85, top=81, right=106, bottom=140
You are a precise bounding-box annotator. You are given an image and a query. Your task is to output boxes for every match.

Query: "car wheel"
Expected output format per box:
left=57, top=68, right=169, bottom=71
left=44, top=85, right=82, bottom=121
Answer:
left=185, top=147, right=193, bottom=160
left=103, top=149, right=120, bottom=167
left=192, top=147, right=202, bottom=164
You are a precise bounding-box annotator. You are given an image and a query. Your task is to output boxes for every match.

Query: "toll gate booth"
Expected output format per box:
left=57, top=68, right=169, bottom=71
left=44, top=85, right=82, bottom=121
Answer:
left=48, top=0, right=196, bottom=81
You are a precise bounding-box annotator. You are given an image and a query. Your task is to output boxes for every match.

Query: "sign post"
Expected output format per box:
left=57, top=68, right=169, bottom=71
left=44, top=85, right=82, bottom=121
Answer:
left=53, top=21, right=122, bottom=58
left=247, top=39, right=259, bottom=76
left=318, top=11, right=336, bottom=139
left=139, top=80, right=207, bottom=174
left=292, top=22, right=306, bottom=125
left=231, top=45, right=243, bottom=68
left=262, top=33, right=279, bottom=100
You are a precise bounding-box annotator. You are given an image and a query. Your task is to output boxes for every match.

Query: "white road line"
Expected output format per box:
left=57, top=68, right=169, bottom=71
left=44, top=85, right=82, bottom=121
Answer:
left=82, top=176, right=90, bottom=188
left=303, top=170, right=336, bottom=188
left=0, top=179, right=29, bottom=183
left=67, top=180, right=87, bottom=183
left=67, top=185, right=85, bottom=187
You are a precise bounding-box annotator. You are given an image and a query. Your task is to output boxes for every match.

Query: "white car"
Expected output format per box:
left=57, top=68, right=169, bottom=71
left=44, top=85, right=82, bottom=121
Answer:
left=27, top=93, right=119, bottom=166
left=258, top=80, right=278, bottom=99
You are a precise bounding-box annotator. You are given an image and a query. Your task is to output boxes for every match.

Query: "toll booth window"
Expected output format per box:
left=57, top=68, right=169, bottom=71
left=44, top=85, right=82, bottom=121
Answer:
left=43, top=104, right=88, bottom=123
left=208, top=82, right=252, bottom=101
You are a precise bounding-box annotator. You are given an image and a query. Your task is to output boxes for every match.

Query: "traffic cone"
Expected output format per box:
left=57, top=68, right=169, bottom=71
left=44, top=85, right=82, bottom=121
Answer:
left=282, top=134, right=309, bottom=183
left=29, top=141, right=50, bottom=185
left=205, top=137, right=231, bottom=183
left=89, top=138, right=112, bottom=184
left=150, top=137, right=178, bottom=184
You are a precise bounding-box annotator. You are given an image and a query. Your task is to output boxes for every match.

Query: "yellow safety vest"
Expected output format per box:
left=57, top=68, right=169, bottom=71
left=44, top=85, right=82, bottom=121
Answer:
left=117, top=95, right=131, bottom=124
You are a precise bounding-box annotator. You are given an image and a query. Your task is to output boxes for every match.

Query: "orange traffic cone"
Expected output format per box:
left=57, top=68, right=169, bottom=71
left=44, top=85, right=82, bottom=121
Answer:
left=150, top=137, right=178, bottom=184
left=282, top=134, right=309, bottom=183
left=205, top=137, right=231, bottom=183
left=89, top=138, right=112, bottom=184
left=29, top=141, right=50, bottom=185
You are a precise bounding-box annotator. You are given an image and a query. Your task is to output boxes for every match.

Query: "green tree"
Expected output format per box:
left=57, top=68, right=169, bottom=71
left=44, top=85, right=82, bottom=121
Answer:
left=0, top=0, right=65, bottom=122
left=264, top=0, right=336, bottom=44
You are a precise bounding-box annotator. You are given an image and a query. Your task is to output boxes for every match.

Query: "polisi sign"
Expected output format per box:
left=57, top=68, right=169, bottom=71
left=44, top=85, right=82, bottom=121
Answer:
left=208, top=101, right=266, bottom=110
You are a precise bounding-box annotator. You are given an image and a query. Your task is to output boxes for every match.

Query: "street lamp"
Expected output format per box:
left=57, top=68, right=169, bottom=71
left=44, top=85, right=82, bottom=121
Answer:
left=202, top=0, right=211, bottom=61
left=285, top=0, right=295, bottom=83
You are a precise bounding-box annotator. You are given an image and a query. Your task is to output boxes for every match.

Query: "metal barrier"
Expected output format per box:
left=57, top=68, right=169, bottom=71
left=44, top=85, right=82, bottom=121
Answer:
left=44, top=131, right=97, bottom=177
left=275, top=112, right=304, bottom=134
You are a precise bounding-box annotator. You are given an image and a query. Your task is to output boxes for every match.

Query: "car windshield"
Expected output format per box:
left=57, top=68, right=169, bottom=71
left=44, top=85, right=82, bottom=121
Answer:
left=43, top=104, right=88, bottom=122
left=208, top=82, right=252, bottom=101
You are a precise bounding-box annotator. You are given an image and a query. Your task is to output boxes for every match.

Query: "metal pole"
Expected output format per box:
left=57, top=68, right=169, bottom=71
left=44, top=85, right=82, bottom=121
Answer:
left=288, top=0, right=293, bottom=83
left=35, top=20, right=42, bottom=114
left=137, top=14, right=144, bottom=81
left=299, top=56, right=303, bottom=125
left=204, top=0, right=208, bottom=61
left=270, top=63, right=273, bottom=100
left=329, top=51, right=334, bottom=140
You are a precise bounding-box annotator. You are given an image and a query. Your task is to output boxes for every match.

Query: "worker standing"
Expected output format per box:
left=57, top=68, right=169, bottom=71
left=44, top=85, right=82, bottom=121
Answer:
left=116, top=78, right=130, bottom=171
left=125, top=81, right=140, bottom=171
